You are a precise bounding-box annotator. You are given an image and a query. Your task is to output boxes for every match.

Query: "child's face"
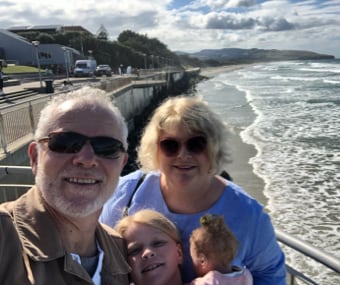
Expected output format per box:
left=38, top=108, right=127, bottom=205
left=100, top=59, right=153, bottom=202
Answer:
left=123, top=222, right=183, bottom=285
left=190, top=242, right=206, bottom=276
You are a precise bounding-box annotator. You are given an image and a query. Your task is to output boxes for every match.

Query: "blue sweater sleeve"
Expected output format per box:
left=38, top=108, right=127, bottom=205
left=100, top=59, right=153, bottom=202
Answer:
left=245, top=209, right=286, bottom=285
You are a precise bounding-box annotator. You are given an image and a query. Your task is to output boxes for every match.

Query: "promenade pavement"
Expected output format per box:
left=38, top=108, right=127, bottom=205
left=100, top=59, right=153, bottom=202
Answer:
left=2, top=77, right=97, bottom=95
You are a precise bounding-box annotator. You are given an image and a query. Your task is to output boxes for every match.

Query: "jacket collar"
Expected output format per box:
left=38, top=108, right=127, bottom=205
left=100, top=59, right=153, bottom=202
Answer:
left=12, top=187, right=131, bottom=276
left=13, top=186, right=64, bottom=260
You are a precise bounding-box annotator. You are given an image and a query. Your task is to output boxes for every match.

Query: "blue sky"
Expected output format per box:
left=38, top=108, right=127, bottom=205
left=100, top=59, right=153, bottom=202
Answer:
left=1, top=0, right=339, bottom=57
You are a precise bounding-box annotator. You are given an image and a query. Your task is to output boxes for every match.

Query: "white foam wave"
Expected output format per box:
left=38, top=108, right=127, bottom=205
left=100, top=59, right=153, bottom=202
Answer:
left=206, top=60, right=340, bottom=284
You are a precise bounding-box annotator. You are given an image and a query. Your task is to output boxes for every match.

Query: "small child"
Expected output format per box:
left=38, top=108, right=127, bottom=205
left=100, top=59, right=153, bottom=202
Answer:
left=115, top=209, right=184, bottom=285
left=188, top=214, right=253, bottom=285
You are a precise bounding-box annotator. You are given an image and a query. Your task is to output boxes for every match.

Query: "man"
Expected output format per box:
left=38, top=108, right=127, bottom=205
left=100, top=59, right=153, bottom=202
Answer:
left=0, top=87, right=131, bottom=284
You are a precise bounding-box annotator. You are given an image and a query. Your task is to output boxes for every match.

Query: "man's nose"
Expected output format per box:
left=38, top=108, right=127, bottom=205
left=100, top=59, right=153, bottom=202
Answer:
left=72, top=142, right=98, bottom=168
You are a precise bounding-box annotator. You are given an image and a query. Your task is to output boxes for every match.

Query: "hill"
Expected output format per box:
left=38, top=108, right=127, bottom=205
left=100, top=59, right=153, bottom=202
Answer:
left=178, top=48, right=334, bottom=66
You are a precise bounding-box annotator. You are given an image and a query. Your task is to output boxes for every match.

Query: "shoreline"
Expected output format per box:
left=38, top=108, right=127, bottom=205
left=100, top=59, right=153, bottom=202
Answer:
left=198, top=64, right=268, bottom=206
left=226, top=128, right=267, bottom=206
left=200, top=63, right=256, bottom=78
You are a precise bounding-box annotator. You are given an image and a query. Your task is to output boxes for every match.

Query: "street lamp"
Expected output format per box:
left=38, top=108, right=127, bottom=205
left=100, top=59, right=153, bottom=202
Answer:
left=32, top=40, right=42, bottom=89
left=62, top=47, right=69, bottom=81
left=150, top=54, right=154, bottom=69
left=143, top=53, right=147, bottom=70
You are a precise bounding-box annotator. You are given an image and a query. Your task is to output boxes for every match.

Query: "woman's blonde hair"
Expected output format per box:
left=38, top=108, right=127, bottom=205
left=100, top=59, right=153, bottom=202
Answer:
left=115, top=209, right=181, bottom=243
left=137, top=96, right=230, bottom=174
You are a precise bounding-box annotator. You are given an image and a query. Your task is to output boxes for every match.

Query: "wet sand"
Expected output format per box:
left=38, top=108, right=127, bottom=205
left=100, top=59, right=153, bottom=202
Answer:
left=200, top=64, right=255, bottom=78
left=226, top=129, right=267, bottom=206
left=200, top=64, right=268, bottom=206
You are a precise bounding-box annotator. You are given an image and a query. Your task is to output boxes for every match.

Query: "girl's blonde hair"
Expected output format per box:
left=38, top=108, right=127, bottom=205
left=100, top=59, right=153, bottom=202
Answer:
left=115, top=209, right=181, bottom=243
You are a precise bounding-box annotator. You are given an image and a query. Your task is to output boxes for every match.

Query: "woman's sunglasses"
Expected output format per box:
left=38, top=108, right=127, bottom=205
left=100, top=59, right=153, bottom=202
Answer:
left=159, top=136, right=207, bottom=157
left=38, top=131, right=126, bottom=159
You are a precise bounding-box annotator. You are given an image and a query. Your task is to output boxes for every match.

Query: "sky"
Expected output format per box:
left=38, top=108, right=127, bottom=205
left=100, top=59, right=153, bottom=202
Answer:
left=1, top=0, right=340, bottom=58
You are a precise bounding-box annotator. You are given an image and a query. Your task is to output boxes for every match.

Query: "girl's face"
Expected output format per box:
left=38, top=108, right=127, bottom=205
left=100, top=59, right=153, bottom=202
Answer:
left=124, top=222, right=183, bottom=285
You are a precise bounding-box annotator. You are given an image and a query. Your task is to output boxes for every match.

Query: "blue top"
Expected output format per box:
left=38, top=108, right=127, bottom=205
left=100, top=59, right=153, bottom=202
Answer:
left=100, top=170, right=286, bottom=285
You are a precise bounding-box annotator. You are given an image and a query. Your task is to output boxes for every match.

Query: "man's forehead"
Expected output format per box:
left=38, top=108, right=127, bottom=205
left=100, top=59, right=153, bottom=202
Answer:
left=53, top=101, right=119, bottom=129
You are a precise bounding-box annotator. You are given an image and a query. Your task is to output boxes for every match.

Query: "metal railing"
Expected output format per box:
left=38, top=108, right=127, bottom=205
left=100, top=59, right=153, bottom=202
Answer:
left=276, top=229, right=340, bottom=284
left=0, top=96, right=50, bottom=154
left=0, top=73, right=170, bottom=155
left=0, top=165, right=339, bottom=285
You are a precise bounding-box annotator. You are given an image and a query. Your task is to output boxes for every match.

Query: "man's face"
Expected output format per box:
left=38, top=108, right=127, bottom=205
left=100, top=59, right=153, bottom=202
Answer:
left=29, top=101, right=128, bottom=217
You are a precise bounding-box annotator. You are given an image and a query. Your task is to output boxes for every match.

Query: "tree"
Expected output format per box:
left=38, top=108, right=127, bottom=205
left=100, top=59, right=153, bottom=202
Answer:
left=96, top=24, right=108, bottom=41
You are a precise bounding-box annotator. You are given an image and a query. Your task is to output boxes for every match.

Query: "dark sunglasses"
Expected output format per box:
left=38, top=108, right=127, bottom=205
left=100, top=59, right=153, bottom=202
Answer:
left=159, top=136, right=207, bottom=157
left=38, top=131, right=126, bottom=159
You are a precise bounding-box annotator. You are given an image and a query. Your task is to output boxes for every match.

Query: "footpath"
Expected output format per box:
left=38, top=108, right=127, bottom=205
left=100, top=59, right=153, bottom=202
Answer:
left=2, top=77, right=97, bottom=95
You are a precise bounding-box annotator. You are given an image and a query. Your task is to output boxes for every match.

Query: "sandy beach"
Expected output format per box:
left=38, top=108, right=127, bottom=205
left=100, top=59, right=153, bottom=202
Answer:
left=198, top=64, right=267, bottom=206
left=200, top=64, right=255, bottom=78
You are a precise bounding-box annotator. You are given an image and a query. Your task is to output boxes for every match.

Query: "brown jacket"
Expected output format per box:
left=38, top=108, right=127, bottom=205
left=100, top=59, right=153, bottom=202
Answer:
left=0, top=187, right=131, bottom=285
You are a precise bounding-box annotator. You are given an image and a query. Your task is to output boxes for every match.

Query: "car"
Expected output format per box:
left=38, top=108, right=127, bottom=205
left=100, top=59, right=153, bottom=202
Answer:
left=95, top=64, right=112, bottom=76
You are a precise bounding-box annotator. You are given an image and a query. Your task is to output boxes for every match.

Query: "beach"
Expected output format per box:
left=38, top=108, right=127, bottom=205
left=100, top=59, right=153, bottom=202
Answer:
left=197, top=60, right=340, bottom=284
left=200, top=64, right=255, bottom=78
left=198, top=64, right=267, bottom=205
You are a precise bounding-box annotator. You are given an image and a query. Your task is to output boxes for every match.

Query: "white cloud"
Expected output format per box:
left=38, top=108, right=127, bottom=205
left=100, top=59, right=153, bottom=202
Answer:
left=0, top=0, right=339, bottom=57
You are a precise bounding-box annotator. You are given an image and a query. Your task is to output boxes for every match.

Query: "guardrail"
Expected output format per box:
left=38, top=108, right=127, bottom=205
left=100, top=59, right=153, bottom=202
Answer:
left=0, top=165, right=339, bottom=285
left=0, top=72, right=171, bottom=155
left=276, top=229, right=340, bottom=284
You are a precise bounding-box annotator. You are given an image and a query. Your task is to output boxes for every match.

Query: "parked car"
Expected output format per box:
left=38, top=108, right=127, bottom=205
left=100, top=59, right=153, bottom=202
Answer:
left=73, top=59, right=97, bottom=77
left=95, top=64, right=112, bottom=76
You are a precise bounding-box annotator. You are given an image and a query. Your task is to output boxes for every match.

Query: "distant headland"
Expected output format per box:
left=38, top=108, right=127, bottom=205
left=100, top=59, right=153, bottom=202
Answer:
left=177, top=48, right=335, bottom=66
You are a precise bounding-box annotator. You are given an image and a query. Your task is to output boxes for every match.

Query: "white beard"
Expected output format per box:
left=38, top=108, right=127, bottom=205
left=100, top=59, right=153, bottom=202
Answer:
left=35, top=164, right=108, bottom=218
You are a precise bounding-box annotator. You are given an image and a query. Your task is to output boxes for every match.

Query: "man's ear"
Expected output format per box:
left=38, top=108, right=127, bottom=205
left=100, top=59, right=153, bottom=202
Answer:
left=28, top=142, right=38, bottom=176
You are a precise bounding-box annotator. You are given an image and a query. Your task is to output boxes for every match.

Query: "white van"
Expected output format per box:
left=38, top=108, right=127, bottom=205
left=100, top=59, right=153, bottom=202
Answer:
left=73, top=59, right=97, bottom=77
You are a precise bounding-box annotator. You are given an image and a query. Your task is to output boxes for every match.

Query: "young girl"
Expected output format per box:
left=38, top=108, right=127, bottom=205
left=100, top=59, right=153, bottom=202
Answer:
left=115, top=209, right=184, bottom=285
left=188, top=214, right=253, bottom=285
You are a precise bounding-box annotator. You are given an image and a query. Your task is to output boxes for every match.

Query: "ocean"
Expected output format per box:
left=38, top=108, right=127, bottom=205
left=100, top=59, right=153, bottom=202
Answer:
left=195, top=59, right=340, bottom=285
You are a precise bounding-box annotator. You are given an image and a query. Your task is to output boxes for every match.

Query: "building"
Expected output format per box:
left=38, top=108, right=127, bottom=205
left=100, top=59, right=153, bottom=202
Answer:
left=0, top=27, right=85, bottom=73
left=7, top=25, right=92, bottom=36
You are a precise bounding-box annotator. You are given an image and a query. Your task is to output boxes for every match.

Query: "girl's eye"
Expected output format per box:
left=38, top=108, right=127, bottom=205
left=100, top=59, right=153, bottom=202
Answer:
left=153, top=240, right=167, bottom=247
left=128, top=247, right=141, bottom=256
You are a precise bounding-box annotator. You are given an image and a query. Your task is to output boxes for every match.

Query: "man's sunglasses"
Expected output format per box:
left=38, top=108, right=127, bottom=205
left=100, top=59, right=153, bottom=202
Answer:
left=159, top=136, right=207, bottom=157
left=38, top=131, right=126, bottom=159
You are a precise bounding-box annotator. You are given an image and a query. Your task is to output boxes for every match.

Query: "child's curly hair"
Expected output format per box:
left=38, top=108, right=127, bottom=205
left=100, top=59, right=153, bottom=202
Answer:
left=190, top=214, right=238, bottom=267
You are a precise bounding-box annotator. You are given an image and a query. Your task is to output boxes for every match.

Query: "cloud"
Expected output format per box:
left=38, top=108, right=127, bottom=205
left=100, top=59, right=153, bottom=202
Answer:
left=206, top=13, right=256, bottom=29
left=258, top=17, right=295, bottom=31
left=195, top=0, right=257, bottom=10
left=0, top=0, right=339, bottom=57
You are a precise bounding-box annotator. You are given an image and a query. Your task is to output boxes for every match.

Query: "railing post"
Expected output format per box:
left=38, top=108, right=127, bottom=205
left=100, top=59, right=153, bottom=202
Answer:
left=28, top=102, right=35, bottom=134
left=0, top=113, right=8, bottom=154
